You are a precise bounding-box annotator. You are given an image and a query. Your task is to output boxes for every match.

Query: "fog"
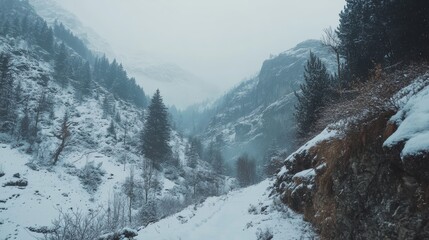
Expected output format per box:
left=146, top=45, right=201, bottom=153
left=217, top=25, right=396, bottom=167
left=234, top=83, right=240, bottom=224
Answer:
left=55, top=0, right=345, bottom=108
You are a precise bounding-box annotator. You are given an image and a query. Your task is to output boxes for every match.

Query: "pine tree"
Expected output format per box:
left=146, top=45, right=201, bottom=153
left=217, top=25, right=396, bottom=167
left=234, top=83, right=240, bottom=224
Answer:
left=107, top=119, right=116, bottom=139
left=0, top=53, right=15, bottom=132
left=141, top=89, right=171, bottom=167
left=55, top=43, right=68, bottom=87
left=79, top=62, right=92, bottom=98
left=294, top=52, right=331, bottom=137
left=337, top=0, right=429, bottom=78
left=186, top=143, right=199, bottom=169
left=205, top=141, right=224, bottom=174
left=236, top=153, right=257, bottom=187
left=211, top=150, right=224, bottom=174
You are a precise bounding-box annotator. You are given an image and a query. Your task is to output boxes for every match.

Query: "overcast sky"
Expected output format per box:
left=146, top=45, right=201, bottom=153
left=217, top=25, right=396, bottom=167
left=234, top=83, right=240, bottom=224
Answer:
left=56, top=0, right=345, bottom=107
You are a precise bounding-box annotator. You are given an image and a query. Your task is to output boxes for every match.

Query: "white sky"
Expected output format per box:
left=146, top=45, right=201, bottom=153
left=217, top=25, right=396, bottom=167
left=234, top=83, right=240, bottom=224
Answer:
left=56, top=0, right=345, bottom=107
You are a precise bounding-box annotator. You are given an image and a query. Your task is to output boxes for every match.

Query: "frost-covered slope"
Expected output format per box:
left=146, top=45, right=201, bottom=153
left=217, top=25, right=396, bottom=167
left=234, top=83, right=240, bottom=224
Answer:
left=29, top=0, right=114, bottom=57
left=137, top=179, right=315, bottom=240
left=0, top=144, right=128, bottom=239
left=29, top=0, right=215, bottom=108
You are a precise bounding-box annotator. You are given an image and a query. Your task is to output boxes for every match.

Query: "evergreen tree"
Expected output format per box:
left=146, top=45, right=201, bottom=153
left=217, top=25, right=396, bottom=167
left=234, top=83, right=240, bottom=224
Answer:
left=205, top=141, right=224, bottom=174
left=211, top=150, right=224, bottom=174
left=186, top=143, right=199, bottom=169
left=107, top=119, right=116, bottom=139
left=338, top=0, right=429, bottom=78
left=294, top=52, right=331, bottom=137
left=141, top=89, right=171, bottom=167
left=79, top=62, right=92, bottom=97
left=55, top=43, right=68, bottom=87
left=0, top=53, right=15, bottom=132
left=19, top=101, right=31, bottom=141
left=236, top=153, right=257, bottom=187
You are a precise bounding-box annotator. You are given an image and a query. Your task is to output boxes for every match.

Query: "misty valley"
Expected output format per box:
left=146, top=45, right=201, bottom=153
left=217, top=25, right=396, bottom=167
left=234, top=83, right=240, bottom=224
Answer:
left=0, top=0, right=429, bottom=239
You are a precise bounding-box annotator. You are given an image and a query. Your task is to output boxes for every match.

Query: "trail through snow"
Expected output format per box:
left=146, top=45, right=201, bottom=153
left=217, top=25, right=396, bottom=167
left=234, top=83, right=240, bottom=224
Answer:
left=137, top=180, right=314, bottom=240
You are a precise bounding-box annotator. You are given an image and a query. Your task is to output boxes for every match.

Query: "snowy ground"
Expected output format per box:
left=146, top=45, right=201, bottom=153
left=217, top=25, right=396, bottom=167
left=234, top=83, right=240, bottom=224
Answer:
left=137, top=179, right=315, bottom=240
left=0, top=143, right=129, bottom=240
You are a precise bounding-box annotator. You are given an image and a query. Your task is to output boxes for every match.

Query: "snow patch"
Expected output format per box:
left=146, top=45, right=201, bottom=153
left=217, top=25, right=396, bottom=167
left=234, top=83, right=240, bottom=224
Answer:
left=384, top=77, right=429, bottom=159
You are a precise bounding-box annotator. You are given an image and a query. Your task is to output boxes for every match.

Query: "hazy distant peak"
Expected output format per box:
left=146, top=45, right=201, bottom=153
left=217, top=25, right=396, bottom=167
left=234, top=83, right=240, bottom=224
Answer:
left=29, top=0, right=115, bottom=58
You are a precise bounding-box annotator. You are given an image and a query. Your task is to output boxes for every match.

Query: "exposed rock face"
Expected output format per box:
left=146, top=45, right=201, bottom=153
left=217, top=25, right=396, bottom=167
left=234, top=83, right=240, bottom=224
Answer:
left=274, top=111, right=429, bottom=239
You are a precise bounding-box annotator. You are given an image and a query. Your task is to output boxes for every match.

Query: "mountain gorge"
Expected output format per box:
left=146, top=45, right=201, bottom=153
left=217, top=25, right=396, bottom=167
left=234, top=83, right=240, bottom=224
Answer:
left=1, top=0, right=429, bottom=239
left=178, top=40, right=337, bottom=166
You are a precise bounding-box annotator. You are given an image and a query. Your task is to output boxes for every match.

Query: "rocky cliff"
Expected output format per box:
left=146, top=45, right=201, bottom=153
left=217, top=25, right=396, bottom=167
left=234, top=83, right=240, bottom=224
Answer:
left=274, top=70, right=429, bottom=239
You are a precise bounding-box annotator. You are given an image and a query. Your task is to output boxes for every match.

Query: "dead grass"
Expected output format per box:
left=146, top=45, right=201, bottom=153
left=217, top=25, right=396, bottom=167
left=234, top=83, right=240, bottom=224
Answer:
left=315, top=62, right=429, bottom=139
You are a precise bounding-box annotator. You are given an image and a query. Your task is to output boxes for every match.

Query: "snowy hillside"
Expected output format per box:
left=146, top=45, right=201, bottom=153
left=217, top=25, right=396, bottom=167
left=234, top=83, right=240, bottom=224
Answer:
left=0, top=1, right=236, bottom=239
left=29, top=0, right=216, bottom=108
left=29, top=0, right=114, bottom=57
left=137, top=179, right=315, bottom=240
left=0, top=143, right=127, bottom=239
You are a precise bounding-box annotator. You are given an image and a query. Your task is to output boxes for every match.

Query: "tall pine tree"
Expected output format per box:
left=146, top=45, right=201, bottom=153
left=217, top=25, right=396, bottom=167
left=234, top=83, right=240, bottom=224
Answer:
left=0, top=53, right=15, bottom=132
left=141, top=89, right=171, bottom=168
left=294, top=52, right=331, bottom=137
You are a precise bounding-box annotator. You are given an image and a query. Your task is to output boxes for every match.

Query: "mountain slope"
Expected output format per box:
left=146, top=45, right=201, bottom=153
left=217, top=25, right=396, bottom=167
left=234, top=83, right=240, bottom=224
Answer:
left=137, top=179, right=315, bottom=240
left=29, top=0, right=216, bottom=108
left=181, top=40, right=337, bottom=164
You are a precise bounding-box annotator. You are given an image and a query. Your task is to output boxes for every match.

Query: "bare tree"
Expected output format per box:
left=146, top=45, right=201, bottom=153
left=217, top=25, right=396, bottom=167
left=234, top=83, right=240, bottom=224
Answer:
left=122, top=166, right=142, bottom=225
left=41, top=207, right=106, bottom=240
left=141, top=157, right=156, bottom=203
left=321, top=27, right=341, bottom=81
left=52, top=111, right=72, bottom=165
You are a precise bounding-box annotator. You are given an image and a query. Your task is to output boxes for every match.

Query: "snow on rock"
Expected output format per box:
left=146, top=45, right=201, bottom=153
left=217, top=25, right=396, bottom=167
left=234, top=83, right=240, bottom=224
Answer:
left=293, top=168, right=316, bottom=180
left=286, top=128, right=339, bottom=163
left=136, top=180, right=315, bottom=240
left=384, top=76, right=429, bottom=159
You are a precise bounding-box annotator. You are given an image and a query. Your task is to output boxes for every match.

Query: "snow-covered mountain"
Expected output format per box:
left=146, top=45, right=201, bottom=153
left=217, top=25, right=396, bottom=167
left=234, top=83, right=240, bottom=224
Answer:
left=29, top=0, right=114, bottom=57
left=29, top=0, right=216, bottom=108
left=179, top=40, right=337, bottom=165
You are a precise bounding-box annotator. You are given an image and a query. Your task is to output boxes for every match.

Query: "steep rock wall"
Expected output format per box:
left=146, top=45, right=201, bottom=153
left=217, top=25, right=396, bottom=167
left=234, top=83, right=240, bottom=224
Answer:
left=274, top=110, right=429, bottom=239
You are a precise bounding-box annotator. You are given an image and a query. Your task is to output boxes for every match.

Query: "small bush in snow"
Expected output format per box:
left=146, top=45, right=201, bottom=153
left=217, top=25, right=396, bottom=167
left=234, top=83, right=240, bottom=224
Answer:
left=256, top=228, right=274, bottom=240
left=2, top=179, right=28, bottom=187
left=248, top=204, right=258, bottom=215
left=137, top=200, right=158, bottom=227
left=42, top=208, right=106, bottom=240
left=157, top=196, right=184, bottom=218
left=97, top=227, right=138, bottom=240
left=78, top=161, right=105, bottom=192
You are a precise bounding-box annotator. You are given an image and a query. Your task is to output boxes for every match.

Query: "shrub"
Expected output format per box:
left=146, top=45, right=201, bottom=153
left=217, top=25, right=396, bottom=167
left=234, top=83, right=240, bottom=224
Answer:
left=3, top=179, right=28, bottom=187
left=98, top=227, right=138, bottom=240
left=256, top=228, right=274, bottom=240
left=41, top=208, right=106, bottom=240
left=137, top=200, right=158, bottom=227
left=78, top=161, right=105, bottom=192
